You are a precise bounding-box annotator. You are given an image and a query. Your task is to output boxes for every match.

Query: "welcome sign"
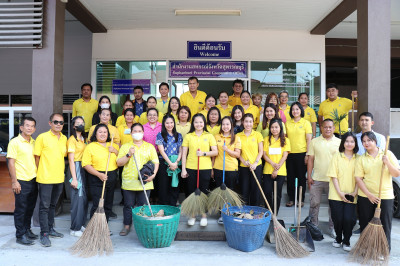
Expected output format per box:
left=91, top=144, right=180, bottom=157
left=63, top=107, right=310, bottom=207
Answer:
left=187, top=41, right=232, bottom=59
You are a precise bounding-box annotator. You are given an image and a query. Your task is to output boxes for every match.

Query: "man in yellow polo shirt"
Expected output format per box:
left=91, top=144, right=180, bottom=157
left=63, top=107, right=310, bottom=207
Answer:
left=7, top=117, right=38, bottom=246
left=34, top=113, right=67, bottom=247
left=72, top=83, right=98, bottom=132
left=156, top=82, right=170, bottom=114
left=228, top=79, right=245, bottom=106
left=307, top=119, right=341, bottom=238
left=180, top=76, right=207, bottom=116
left=318, top=83, right=358, bottom=137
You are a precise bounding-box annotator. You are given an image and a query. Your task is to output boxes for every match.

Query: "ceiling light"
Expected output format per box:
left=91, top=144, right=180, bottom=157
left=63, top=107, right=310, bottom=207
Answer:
left=175, top=10, right=241, bottom=16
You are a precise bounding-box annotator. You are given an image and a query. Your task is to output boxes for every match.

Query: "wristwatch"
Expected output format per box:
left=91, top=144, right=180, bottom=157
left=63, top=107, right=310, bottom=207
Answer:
left=203, top=152, right=207, bottom=156
left=126, top=153, right=131, bottom=158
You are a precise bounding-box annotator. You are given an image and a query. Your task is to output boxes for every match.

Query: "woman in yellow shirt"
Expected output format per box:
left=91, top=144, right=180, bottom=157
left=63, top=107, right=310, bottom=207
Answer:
left=216, top=91, right=233, bottom=118
left=257, top=103, right=286, bottom=138
left=116, top=99, right=135, bottom=128
left=176, top=106, right=191, bottom=139
left=199, top=94, right=217, bottom=119
left=326, top=132, right=359, bottom=251
left=67, top=116, right=87, bottom=237
left=264, top=92, right=286, bottom=123
left=206, top=107, right=221, bottom=136
left=298, top=92, right=317, bottom=138
left=182, top=113, right=218, bottom=227
left=262, top=118, right=290, bottom=215
left=82, top=124, right=119, bottom=223
left=237, top=113, right=264, bottom=206
left=117, top=108, right=137, bottom=146
left=285, top=102, right=312, bottom=206
left=139, top=96, right=164, bottom=125
left=166, top=96, right=180, bottom=122
left=355, top=132, right=400, bottom=250
left=240, top=91, right=260, bottom=129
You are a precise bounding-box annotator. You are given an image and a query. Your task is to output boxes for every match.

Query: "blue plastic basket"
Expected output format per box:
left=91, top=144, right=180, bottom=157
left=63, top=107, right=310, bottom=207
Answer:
left=221, top=205, right=271, bottom=252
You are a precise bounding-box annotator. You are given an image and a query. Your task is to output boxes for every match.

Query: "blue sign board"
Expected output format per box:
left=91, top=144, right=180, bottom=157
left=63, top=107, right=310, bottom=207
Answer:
left=187, top=41, right=231, bottom=59
left=170, top=61, right=247, bottom=78
left=112, top=79, right=151, bottom=94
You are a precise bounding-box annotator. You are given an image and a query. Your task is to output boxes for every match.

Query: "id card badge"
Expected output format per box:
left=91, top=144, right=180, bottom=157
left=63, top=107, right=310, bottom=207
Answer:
left=269, top=147, right=282, bottom=155
left=124, top=128, right=131, bottom=135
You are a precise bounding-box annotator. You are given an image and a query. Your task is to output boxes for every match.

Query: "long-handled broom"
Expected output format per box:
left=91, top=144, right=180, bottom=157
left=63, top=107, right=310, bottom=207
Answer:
left=132, top=152, right=154, bottom=217
left=181, top=149, right=208, bottom=218
left=250, top=169, right=309, bottom=258
left=208, top=141, right=243, bottom=214
left=70, top=137, right=114, bottom=257
left=349, top=136, right=390, bottom=264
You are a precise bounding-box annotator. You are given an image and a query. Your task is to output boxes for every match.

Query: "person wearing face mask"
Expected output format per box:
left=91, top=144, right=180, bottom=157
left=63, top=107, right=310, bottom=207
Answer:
left=92, top=95, right=118, bottom=126
left=66, top=116, right=87, bottom=237
left=117, top=123, right=159, bottom=236
left=72, top=83, right=98, bottom=132
left=88, top=109, right=120, bottom=145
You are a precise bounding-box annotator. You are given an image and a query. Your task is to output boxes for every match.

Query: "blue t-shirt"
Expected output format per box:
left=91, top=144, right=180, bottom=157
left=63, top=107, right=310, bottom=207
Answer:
left=155, top=132, right=183, bottom=157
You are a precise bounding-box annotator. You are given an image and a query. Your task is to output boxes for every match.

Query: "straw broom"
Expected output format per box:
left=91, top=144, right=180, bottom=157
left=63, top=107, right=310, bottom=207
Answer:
left=70, top=137, right=114, bottom=257
left=349, top=136, right=390, bottom=264
left=208, top=141, right=243, bottom=214
left=250, top=169, right=309, bottom=258
left=181, top=149, right=208, bottom=217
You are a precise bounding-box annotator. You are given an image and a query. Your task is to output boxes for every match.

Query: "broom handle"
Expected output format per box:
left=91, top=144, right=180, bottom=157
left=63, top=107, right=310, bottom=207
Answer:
left=250, top=169, right=274, bottom=215
left=294, top=178, right=298, bottom=226
left=377, top=136, right=390, bottom=209
left=297, top=186, right=302, bottom=241
left=223, top=141, right=226, bottom=184
left=132, top=152, right=154, bottom=217
left=100, top=136, right=114, bottom=199
left=274, top=181, right=277, bottom=215
left=351, top=94, right=354, bottom=132
left=197, top=149, right=200, bottom=189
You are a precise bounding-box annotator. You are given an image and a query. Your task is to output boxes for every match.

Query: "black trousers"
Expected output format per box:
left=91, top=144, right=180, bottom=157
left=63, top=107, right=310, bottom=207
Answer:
left=186, top=169, right=211, bottom=195
left=329, top=200, right=357, bottom=245
left=158, top=158, right=179, bottom=206
left=14, top=178, right=38, bottom=238
left=214, top=169, right=238, bottom=190
left=88, top=170, right=117, bottom=222
left=358, top=196, right=393, bottom=250
left=123, top=189, right=150, bottom=225
left=239, top=165, right=262, bottom=206
left=286, top=152, right=307, bottom=202
left=263, top=175, right=285, bottom=215
left=38, top=183, right=63, bottom=234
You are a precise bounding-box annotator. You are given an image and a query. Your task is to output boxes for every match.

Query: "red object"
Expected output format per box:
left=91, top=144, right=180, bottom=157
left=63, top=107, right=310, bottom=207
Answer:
left=197, top=149, right=200, bottom=188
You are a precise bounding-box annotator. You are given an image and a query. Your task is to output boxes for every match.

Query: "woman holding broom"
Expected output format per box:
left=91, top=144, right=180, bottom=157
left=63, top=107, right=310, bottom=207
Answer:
left=116, top=123, right=159, bottom=236
left=355, top=131, right=400, bottom=250
left=181, top=113, right=218, bottom=226
left=237, top=113, right=264, bottom=206
left=326, top=132, right=359, bottom=251
left=82, top=124, right=119, bottom=226
left=212, top=116, right=241, bottom=223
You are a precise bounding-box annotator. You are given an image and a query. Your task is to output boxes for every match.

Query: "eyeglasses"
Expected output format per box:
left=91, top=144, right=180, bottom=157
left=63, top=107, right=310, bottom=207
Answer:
left=52, top=120, right=64, bottom=125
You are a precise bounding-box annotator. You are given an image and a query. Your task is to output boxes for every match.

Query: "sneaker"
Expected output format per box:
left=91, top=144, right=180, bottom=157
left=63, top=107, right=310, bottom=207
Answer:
left=40, top=233, right=51, bottom=247
left=80, top=226, right=85, bottom=232
left=217, top=217, right=224, bottom=225
left=26, top=229, right=38, bottom=240
left=329, top=228, right=336, bottom=239
left=109, top=211, right=117, bottom=219
left=343, top=244, right=351, bottom=252
left=353, top=228, right=361, bottom=235
left=70, top=230, right=83, bottom=237
left=332, top=240, right=341, bottom=248
left=187, top=217, right=196, bottom=226
left=16, top=234, right=34, bottom=246
left=200, top=217, right=208, bottom=227
left=49, top=228, right=64, bottom=238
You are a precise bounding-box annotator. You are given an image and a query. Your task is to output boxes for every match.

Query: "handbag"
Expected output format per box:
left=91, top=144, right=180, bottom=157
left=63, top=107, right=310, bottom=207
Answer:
left=300, top=216, right=324, bottom=241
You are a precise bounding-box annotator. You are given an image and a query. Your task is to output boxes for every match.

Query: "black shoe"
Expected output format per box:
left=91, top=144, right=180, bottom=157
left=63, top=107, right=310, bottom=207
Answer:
left=26, top=229, right=39, bottom=240
left=16, top=234, right=34, bottom=246
left=119, top=200, right=124, bottom=206
left=109, top=211, right=117, bottom=219
left=49, top=228, right=64, bottom=238
left=40, top=233, right=51, bottom=247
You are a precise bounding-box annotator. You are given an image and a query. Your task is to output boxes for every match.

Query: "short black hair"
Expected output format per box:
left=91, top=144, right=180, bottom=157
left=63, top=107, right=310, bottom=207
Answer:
left=339, top=132, right=359, bottom=153
left=20, top=117, right=36, bottom=127
left=133, top=86, right=144, bottom=92
left=232, top=79, right=244, bottom=87
left=49, top=113, right=63, bottom=122
left=131, top=122, right=144, bottom=132
left=159, top=82, right=169, bottom=90
left=240, top=90, right=251, bottom=98
left=326, top=83, right=337, bottom=90
left=289, top=102, right=304, bottom=118
left=124, top=108, right=135, bottom=117
left=322, top=118, right=334, bottom=125
left=361, top=131, right=377, bottom=145
left=90, top=124, right=111, bottom=143
left=298, top=92, right=309, bottom=100
left=81, top=83, right=92, bottom=91
left=188, top=76, right=199, bottom=83
left=218, top=91, right=229, bottom=98
left=146, top=107, right=159, bottom=117
left=359, top=112, right=374, bottom=120
left=177, top=106, right=191, bottom=122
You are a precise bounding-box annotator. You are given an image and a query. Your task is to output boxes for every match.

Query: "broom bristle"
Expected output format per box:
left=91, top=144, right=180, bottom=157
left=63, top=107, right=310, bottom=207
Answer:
left=207, top=187, right=243, bottom=214
left=349, top=217, right=389, bottom=265
left=70, top=207, right=113, bottom=257
left=180, top=191, right=208, bottom=217
left=272, top=215, right=309, bottom=258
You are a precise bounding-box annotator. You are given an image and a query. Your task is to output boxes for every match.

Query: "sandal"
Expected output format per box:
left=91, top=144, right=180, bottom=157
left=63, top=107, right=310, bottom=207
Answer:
left=286, top=201, right=294, bottom=207
left=119, top=227, right=130, bottom=236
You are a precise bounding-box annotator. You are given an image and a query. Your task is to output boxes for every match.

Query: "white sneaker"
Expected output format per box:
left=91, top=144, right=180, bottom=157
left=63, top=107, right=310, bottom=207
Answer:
left=200, top=217, right=208, bottom=227
left=217, top=217, right=224, bottom=225
left=329, top=228, right=336, bottom=239
left=70, top=230, right=83, bottom=237
left=342, top=244, right=351, bottom=252
left=332, top=240, right=341, bottom=248
left=80, top=226, right=85, bottom=232
left=187, top=217, right=196, bottom=226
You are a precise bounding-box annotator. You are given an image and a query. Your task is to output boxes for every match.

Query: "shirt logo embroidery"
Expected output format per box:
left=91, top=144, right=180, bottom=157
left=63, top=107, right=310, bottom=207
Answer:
left=204, top=138, right=208, bottom=142
left=299, top=126, right=303, bottom=128
left=307, top=112, right=310, bottom=115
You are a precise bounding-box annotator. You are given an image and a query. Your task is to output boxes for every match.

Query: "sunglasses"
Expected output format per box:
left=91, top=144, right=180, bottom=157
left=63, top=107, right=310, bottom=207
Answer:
left=52, top=120, right=64, bottom=125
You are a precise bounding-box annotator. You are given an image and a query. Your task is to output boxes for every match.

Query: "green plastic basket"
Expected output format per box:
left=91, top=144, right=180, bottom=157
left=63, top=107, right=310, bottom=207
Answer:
left=132, top=205, right=181, bottom=248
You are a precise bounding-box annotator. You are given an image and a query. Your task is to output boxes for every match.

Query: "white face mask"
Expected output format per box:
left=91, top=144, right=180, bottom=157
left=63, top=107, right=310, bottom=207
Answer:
left=100, top=103, right=110, bottom=109
left=132, top=133, right=143, bottom=141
